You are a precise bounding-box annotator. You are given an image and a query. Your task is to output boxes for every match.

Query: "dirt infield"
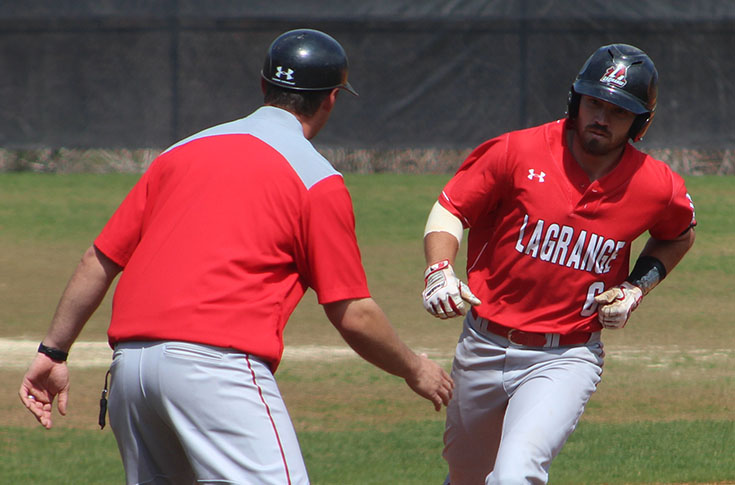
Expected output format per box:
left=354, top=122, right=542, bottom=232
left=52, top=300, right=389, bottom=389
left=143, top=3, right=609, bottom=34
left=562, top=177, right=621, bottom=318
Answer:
left=0, top=339, right=362, bottom=369
left=3, top=338, right=731, bottom=369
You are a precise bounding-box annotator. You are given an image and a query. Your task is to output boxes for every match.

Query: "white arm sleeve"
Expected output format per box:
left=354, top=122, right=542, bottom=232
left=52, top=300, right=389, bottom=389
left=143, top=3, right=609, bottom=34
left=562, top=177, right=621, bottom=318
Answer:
left=423, top=201, right=464, bottom=246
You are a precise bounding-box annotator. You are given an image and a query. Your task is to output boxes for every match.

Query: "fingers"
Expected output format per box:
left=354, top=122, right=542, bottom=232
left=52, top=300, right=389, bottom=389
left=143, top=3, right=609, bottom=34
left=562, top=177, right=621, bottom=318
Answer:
left=596, top=293, right=624, bottom=327
left=434, top=301, right=453, bottom=319
left=424, top=294, right=449, bottom=318
left=57, top=388, right=68, bottom=416
left=419, top=352, right=445, bottom=412
left=597, top=301, right=628, bottom=328
left=595, top=284, right=642, bottom=329
left=599, top=318, right=625, bottom=329
left=411, top=355, right=454, bottom=412
left=18, top=384, right=34, bottom=409
left=19, top=384, right=41, bottom=415
left=432, top=395, right=442, bottom=412
left=594, top=288, right=622, bottom=305
left=428, top=290, right=473, bottom=319
left=19, top=387, right=53, bottom=429
left=423, top=268, right=480, bottom=319
left=434, top=369, right=454, bottom=411
left=444, top=297, right=463, bottom=318
left=428, top=296, right=461, bottom=319
left=19, top=356, right=70, bottom=429
left=429, top=376, right=453, bottom=411
left=459, top=282, right=481, bottom=306
left=40, top=402, right=53, bottom=429
left=441, top=368, right=453, bottom=402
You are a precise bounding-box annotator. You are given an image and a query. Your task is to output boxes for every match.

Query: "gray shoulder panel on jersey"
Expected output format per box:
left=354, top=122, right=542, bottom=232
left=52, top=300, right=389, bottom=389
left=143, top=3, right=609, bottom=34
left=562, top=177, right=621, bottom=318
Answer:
left=162, top=106, right=340, bottom=190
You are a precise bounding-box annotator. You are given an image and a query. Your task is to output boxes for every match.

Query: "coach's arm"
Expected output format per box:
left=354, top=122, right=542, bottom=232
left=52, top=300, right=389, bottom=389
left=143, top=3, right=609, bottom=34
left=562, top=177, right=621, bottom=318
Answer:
left=324, top=298, right=453, bottom=411
left=19, top=245, right=122, bottom=429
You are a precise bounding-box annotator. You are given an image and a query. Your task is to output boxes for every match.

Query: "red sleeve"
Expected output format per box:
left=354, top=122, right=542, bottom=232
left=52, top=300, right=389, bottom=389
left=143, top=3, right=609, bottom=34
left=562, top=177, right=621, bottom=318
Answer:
left=649, top=172, right=697, bottom=240
left=438, top=135, right=510, bottom=228
left=299, top=175, right=370, bottom=304
left=94, top=170, right=151, bottom=267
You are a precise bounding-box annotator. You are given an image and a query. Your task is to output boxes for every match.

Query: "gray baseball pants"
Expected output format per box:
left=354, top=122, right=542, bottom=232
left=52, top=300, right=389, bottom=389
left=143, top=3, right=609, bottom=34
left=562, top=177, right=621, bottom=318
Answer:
left=107, top=341, right=309, bottom=485
left=443, top=314, right=604, bottom=485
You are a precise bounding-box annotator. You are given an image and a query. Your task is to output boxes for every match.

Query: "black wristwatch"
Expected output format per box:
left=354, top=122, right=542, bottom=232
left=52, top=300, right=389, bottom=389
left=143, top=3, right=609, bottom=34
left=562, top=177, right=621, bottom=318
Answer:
left=38, top=342, right=68, bottom=362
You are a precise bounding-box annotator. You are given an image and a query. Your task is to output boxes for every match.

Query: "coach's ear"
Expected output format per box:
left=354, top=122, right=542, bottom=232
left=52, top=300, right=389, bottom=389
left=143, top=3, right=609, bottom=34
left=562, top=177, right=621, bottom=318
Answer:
left=303, top=88, right=340, bottom=140
left=322, top=88, right=339, bottom=114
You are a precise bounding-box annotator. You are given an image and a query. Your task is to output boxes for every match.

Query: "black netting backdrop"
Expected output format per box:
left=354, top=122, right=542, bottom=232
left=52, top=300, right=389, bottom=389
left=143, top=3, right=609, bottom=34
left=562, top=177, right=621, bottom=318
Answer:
left=1, top=0, right=734, bottom=151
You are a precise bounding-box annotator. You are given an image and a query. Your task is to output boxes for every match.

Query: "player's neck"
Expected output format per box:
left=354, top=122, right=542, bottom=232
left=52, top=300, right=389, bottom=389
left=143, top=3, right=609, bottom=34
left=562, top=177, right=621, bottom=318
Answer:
left=567, top=130, right=626, bottom=182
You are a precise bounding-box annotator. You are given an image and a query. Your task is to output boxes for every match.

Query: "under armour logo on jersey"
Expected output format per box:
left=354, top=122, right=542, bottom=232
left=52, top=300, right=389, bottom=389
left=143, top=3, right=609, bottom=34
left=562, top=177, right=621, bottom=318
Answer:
left=528, top=169, right=546, bottom=183
left=275, top=66, right=294, bottom=80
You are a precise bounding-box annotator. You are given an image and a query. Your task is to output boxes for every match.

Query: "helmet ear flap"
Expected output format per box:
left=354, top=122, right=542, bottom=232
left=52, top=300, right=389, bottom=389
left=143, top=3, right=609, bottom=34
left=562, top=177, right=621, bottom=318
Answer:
left=566, top=87, right=580, bottom=119
left=630, top=112, right=654, bottom=142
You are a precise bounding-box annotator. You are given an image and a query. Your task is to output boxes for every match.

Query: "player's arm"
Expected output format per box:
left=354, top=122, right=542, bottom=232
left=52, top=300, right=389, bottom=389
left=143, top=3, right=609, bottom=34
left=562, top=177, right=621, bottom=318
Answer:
left=19, top=245, right=122, bottom=429
left=637, top=227, right=696, bottom=278
left=595, top=228, right=695, bottom=329
left=422, top=202, right=480, bottom=319
left=324, top=297, right=453, bottom=411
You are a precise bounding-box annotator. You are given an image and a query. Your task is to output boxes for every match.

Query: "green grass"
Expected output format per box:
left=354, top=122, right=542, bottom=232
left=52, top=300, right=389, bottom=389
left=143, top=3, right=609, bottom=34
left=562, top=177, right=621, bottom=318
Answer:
left=552, top=420, right=735, bottom=484
left=0, top=173, right=138, bottom=338
left=346, top=172, right=453, bottom=244
left=303, top=420, right=735, bottom=485
left=1, top=173, right=733, bottom=484
left=0, top=173, right=139, bottom=244
left=0, top=427, right=125, bottom=483
left=1, top=421, right=732, bottom=484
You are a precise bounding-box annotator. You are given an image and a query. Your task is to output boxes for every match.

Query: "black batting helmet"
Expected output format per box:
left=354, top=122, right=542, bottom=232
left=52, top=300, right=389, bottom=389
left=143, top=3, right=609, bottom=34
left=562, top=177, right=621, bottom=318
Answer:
left=261, top=29, right=358, bottom=96
left=567, top=43, right=658, bottom=141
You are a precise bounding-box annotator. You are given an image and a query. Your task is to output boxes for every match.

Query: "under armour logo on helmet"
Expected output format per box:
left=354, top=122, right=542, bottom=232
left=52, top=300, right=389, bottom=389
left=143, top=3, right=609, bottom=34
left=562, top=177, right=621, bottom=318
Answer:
left=275, top=66, right=294, bottom=80
left=528, top=169, right=546, bottom=183
left=600, top=64, right=628, bottom=88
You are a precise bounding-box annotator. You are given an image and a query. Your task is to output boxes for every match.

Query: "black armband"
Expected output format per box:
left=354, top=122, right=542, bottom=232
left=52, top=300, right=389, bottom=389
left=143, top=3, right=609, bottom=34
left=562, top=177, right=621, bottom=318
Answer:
left=38, top=342, right=68, bottom=362
left=626, top=256, right=667, bottom=296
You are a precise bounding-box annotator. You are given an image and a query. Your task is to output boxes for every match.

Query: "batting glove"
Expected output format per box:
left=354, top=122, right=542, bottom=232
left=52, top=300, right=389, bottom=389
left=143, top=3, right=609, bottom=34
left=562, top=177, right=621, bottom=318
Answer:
left=594, top=282, right=643, bottom=329
left=422, top=260, right=480, bottom=319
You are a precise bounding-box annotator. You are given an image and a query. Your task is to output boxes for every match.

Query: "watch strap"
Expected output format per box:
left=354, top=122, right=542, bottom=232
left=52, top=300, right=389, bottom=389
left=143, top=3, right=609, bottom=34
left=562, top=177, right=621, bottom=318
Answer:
left=38, top=342, right=68, bottom=362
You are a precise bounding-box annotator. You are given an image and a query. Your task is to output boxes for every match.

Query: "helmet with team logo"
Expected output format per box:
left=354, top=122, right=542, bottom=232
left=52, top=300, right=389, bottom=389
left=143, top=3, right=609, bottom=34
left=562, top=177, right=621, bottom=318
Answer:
left=567, top=43, right=658, bottom=141
left=261, top=28, right=358, bottom=96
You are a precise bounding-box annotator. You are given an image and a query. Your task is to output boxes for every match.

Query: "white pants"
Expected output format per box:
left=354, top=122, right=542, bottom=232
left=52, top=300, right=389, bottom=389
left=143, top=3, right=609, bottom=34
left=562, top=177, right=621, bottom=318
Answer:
left=443, top=316, right=604, bottom=485
left=108, top=341, right=309, bottom=485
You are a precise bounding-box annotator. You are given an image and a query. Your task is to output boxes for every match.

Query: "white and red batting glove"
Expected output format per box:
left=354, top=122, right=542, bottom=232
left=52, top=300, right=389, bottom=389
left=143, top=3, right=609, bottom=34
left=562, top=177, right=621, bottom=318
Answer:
left=594, top=282, right=643, bottom=329
left=422, top=259, right=481, bottom=319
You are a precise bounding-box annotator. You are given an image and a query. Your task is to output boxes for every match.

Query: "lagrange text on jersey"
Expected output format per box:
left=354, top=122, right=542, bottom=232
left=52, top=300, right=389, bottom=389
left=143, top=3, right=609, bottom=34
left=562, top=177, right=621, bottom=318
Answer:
left=514, top=213, right=626, bottom=275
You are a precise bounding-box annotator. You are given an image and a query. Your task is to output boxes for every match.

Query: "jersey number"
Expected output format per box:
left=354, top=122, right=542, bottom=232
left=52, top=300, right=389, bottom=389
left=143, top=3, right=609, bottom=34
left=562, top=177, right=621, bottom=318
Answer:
left=581, top=282, right=606, bottom=316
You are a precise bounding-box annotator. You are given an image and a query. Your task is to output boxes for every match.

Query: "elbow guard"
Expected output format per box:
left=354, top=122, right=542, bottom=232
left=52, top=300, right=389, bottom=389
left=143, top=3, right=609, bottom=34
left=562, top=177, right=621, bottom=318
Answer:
left=424, top=201, right=464, bottom=246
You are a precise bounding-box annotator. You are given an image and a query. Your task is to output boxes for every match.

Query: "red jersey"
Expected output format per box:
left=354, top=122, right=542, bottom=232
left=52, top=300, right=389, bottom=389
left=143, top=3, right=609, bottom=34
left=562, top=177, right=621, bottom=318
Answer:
left=439, top=119, right=696, bottom=334
left=95, top=107, right=370, bottom=369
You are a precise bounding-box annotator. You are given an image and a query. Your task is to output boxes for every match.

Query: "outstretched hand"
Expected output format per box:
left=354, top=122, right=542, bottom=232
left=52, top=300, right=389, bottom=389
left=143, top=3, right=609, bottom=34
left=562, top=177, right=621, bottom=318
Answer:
left=404, top=353, right=454, bottom=412
left=19, top=354, right=70, bottom=429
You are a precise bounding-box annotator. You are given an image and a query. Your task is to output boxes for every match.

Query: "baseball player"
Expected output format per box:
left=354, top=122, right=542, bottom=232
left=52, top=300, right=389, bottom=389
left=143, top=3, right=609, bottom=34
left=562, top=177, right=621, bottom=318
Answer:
left=421, top=44, right=696, bottom=484
left=19, top=28, right=453, bottom=484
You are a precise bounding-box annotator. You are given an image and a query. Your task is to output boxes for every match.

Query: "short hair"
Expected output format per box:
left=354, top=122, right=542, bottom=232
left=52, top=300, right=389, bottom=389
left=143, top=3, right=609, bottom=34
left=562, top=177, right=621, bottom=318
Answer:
left=263, top=83, right=332, bottom=118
